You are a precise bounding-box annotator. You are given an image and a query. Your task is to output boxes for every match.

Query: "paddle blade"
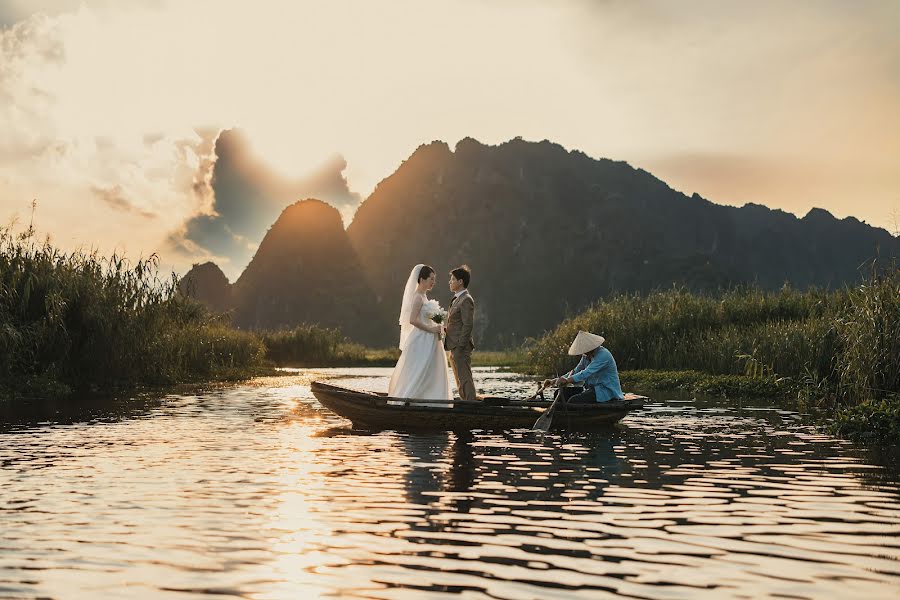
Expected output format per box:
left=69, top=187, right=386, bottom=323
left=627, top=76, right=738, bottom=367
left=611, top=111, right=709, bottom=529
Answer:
left=532, top=392, right=561, bottom=431
left=532, top=409, right=554, bottom=432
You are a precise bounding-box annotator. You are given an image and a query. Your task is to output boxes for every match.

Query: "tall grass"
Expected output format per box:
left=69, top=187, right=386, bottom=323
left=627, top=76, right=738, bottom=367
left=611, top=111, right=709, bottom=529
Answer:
left=0, top=226, right=267, bottom=399
left=528, top=270, right=899, bottom=406
left=831, top=269, right=900, bottom=402
left=261, top=325, right=367, bottom=366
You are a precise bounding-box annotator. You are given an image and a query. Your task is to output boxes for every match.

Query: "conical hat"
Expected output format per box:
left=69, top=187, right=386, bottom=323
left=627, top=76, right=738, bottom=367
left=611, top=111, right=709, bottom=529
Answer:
left=568, top=330, right=605, bottom=355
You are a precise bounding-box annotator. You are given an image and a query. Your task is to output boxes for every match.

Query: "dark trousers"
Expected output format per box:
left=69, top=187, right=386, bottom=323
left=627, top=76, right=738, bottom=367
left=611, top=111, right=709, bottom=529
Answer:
left=449, top=347, right=477, bottom=401
left=561, top=386, right=597, bottom=404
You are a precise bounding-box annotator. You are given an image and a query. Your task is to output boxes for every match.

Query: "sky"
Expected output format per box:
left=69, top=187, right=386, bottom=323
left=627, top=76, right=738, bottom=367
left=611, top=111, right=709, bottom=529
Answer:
left=1, top=0, right=898, bottom=279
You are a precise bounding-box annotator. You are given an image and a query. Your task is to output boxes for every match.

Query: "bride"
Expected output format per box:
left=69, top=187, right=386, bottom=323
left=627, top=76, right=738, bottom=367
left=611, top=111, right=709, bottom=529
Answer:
left=388, top=264, right=452, bottom=400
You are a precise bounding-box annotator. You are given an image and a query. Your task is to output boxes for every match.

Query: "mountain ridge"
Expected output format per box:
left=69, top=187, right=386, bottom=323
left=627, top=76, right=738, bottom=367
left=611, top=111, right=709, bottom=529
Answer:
left=181, top=137, right=898, bottom=347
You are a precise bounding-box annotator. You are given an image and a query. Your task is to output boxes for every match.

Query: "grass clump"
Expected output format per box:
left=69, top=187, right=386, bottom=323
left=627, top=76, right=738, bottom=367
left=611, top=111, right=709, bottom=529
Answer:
left=0, top=226, right=267, bottom=400
left=617, top=370, right=784, bottom=398
left=527, top=285, right=843, bottom=378
left=831, top=396, right=900, bottom=443
left=261, top=325, right=369, bottom=366
left=527, top=268, right=900, bottom=442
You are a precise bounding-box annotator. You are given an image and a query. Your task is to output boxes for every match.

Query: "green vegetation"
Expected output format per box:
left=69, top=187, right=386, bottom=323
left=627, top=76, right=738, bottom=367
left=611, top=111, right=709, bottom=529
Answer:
left=0, top=222, right=538, bottom=401
left=5, top=216, right=896, bottom=447
left=472, top=349, right=529, bottom=370
left=362, top=347, right=402, bottom=365
left=831, top=396, right=900, bottom=443
left=617, top=370, right=785, bottom=399
left=528, top=285, right=839, bottom=378
left=0, top=219, right=541, bottom=402
left=0, top=226, right=269, bottom=400
left=262, top=341, right=529, bottom=370
left=261, top=325, right=371, bottom=366
left=528, top=269, right=900, bottom=443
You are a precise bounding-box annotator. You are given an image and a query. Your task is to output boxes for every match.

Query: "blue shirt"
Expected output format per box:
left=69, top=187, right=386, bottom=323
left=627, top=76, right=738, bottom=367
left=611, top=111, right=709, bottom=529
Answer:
left=566, top=347, right=624, bottom=402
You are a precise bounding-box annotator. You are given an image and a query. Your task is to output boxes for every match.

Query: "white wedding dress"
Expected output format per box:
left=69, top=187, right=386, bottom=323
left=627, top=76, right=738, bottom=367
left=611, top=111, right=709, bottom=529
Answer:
left=388, top=267, right=452, bottom=400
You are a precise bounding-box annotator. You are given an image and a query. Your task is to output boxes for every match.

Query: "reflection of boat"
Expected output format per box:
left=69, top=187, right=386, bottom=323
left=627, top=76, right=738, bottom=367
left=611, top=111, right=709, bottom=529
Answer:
left=311, top=381, right=646, bottom=431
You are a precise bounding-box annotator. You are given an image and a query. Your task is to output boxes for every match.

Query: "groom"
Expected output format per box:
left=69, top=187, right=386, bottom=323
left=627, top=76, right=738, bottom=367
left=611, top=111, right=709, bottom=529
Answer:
left=444, top=265, right=477, bottom=401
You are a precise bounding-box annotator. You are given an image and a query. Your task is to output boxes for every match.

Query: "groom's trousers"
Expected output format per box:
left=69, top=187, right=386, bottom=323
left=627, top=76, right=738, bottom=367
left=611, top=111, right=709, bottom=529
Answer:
left=450, top=347, right=477, bottom=401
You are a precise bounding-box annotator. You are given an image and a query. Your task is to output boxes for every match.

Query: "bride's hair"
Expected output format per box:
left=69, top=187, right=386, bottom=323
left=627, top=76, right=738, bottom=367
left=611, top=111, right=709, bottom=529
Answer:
left=418, top=265, right=435, bottom=282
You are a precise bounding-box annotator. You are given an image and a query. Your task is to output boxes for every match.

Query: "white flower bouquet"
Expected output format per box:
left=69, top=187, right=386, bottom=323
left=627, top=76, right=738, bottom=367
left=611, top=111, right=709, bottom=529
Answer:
left=423, top=299, right=448, bottom=324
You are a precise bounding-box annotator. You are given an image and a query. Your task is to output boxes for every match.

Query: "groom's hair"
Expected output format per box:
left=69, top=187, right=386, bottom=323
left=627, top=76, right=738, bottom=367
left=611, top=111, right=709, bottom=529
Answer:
left=418, top=265, right=435, bottom=281
left=450, top=265, right=471, bottom=288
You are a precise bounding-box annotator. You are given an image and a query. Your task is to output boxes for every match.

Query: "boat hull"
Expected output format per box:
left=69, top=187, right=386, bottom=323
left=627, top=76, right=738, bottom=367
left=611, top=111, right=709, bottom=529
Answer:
left=310, top=381, right=645, bottom=432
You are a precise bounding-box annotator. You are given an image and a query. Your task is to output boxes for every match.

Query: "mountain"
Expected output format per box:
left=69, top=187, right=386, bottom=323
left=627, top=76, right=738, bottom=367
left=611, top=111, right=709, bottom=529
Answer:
left=346, top=137, right=898, bottom=346
left=229, top=199, right=384, bottom=340
left=178, top=262, right=232, bottom=313
left=182, top=137, right=898, bottom=347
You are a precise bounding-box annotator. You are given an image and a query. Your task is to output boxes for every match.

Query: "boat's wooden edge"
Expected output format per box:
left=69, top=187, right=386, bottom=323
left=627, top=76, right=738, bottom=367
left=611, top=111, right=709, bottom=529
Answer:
left=311, top=381, right=648, bottom=409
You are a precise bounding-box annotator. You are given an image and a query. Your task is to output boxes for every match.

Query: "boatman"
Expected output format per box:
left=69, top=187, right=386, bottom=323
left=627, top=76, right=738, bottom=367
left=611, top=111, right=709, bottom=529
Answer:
left=544, top=330, right=624, bottom=404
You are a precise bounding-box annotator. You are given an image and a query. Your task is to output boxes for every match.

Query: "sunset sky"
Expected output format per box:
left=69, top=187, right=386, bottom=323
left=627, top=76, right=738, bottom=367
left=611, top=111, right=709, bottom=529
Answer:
left=1, top=0, right=898, bottom=279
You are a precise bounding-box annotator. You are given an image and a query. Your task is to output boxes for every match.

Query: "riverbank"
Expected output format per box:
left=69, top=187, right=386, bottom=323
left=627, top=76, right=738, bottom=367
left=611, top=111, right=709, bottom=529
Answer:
left=4, top=227, right=896, bottom=445
left=0, top=228, right=539, bottom=400
left=0, top=228, right=273, bottom=401
left=267, top=345, right=530, bottom=370
left=525, top=271, right=900, bottom=444
left=0, top=227, right=536, bottom=400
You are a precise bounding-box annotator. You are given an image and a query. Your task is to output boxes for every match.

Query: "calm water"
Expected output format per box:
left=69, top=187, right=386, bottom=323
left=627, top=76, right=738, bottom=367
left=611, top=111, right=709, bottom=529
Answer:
left=1, top=368, right=899, bottom=600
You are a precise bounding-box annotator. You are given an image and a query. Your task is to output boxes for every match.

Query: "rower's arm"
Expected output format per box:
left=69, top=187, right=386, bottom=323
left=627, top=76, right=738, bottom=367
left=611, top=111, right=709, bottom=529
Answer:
left=564, top=355, right=587, bottom=380
left=571, top=352, right=610, bottom=384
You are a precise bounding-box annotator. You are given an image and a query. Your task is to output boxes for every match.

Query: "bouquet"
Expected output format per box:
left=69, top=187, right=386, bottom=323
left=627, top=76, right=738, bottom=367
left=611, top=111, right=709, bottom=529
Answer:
left=423, top=299, right=448, bottom=324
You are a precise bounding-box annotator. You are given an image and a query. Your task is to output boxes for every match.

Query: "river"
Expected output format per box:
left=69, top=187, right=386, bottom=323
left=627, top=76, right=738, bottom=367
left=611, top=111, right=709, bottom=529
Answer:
left=1, top=367, right=898, bottom=599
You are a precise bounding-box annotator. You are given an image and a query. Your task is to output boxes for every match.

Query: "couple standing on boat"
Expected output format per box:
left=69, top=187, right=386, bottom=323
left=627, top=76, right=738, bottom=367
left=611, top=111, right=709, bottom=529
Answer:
left=388, top=264, right=477, bottom=402
left=386, top=263, right=626, bottom=405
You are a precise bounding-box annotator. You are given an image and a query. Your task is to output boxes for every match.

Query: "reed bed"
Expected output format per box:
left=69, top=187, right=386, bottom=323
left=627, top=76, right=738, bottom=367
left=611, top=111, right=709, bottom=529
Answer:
left=528, top=271, right=898, bottom=409
left=260, top=325, right=368, bottom=366
left=4, top=219, right=895, bottom=437
left=0, top=227, right=267, bottom=399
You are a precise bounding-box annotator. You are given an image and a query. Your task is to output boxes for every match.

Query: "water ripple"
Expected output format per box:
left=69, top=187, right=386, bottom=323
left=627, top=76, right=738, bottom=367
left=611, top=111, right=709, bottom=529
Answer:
left=1, top=367, right=898, bottom=599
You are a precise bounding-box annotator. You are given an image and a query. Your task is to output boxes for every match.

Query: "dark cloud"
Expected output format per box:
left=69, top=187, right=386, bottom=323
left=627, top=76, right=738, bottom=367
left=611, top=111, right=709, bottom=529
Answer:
left=91, top=184, right=155, bottom=219
left=168, top=128, right=362, bottom=276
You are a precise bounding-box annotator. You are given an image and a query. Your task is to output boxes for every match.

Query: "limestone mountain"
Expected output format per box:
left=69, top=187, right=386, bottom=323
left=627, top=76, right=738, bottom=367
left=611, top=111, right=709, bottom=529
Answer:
left=346, top=137, right=898, bottom=346
left=178, top=262, right=232, bottom=313
left=181, top=138, right=897, bottom=348
left=230, top=199, right=384, bottom=341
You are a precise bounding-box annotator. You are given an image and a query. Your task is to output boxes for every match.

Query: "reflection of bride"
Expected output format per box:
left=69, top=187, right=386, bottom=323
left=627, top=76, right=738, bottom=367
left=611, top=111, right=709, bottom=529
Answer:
left=388, top=264, right=452, bottom=400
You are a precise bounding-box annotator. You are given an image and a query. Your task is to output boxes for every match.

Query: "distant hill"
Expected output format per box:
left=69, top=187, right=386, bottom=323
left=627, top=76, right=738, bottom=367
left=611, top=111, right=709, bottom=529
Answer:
left=347, top=138, right=897, bottom=346
left=178, top=262, right=231, bottom=313
left=228, top=199, right=384, bottom=341
left=183, top=137, right=898, bottom=347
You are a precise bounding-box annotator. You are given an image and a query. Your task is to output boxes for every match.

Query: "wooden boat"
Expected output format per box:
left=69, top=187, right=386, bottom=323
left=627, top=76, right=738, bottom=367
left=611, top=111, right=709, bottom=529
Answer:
left=310, top=381, right=647, bottom=431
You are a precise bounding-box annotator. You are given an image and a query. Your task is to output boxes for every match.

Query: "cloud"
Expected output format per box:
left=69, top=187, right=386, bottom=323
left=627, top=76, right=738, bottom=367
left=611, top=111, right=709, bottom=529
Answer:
left=0, top=10, right=225, bottom=262
left=1, top=5, right=371, bottom=277
left=0, top=0, right=164, bottom=27
left=167, top=129, right=362, bottom=278
left=0, top=0, right=897, bottom=272
left=640, top=151, right=900, bottom=228
left=91, top=184, right=155, bottom=219
left=0, top=0, right=79, bottom=27
left=562, top=0, right=900, bottom=229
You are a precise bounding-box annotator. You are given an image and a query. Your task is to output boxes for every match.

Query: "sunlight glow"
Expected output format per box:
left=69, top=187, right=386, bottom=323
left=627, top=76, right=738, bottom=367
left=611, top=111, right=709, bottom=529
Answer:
left=0, top=0, right=898, bottom=273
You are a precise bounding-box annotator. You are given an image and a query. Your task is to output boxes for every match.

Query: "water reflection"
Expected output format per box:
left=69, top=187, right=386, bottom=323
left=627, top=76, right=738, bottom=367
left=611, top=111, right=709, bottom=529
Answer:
left=0, top=367, right=898, bottom=599
left=0, top=392, right=162, bottom=432
left=446, top=432, right=476, bottom=514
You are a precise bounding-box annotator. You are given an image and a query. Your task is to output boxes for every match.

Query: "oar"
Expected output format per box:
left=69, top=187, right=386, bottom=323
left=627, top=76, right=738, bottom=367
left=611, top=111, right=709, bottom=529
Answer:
left=532, top=384, right=565, bottom=432
left=526, top=380, right=550, bottom=401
